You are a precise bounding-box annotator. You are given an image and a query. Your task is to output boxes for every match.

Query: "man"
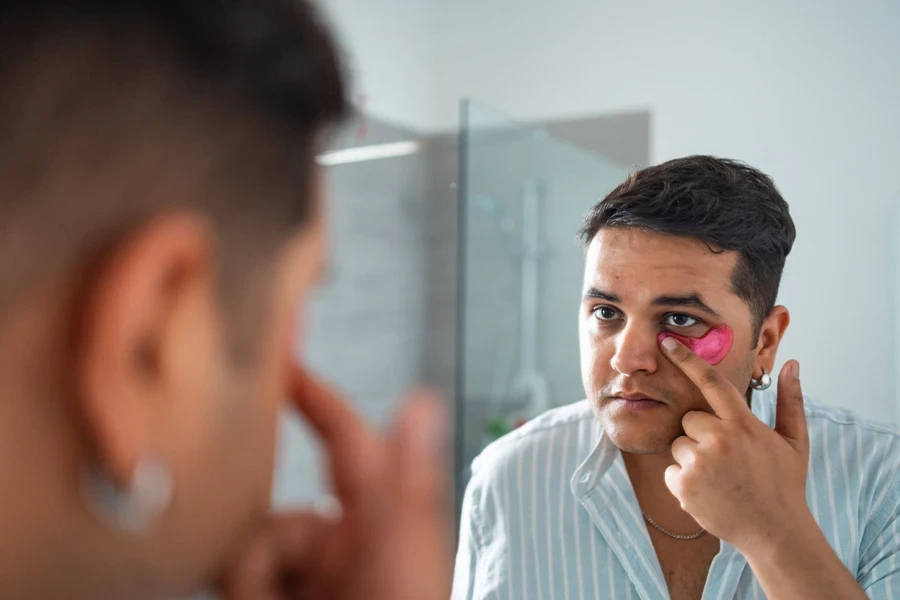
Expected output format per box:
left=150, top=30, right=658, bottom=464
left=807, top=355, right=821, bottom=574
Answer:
left=452, top=156, right=900, bottom=599
left=0, top=2, right=450, bottom=599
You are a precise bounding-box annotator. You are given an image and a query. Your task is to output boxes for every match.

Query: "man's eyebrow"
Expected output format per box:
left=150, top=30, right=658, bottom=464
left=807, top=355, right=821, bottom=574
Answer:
left=652, top=294, right=721, bottom=318
left=582, top=287, right=621, bottom=302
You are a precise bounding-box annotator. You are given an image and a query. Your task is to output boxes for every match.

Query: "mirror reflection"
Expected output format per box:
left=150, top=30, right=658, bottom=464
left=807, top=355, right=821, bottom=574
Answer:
left=1, top=0, right=898, bottom=599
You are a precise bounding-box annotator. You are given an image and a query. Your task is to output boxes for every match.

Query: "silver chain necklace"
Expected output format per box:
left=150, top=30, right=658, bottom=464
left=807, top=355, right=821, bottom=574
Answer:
left=641, top=510, right=706, bottom=541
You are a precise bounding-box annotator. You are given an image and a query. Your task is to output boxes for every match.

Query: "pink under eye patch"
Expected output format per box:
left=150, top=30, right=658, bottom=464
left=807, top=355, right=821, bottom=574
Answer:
left=657, top=324, right=734, bottom=365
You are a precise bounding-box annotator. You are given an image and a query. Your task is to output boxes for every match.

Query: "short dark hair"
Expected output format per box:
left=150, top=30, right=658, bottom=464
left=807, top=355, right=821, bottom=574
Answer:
left=579, top=155, right=796, bottom=335
left=0, top=0, right=348, bottom=355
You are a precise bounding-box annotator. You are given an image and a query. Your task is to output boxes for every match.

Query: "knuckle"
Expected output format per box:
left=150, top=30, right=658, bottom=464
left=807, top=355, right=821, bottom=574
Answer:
left=707, top=432, right=730, bottom=454
left=686, top=453, right=708, bottom=476
left=672, top=444, right=689, bottom=464
left=664, top=464, right=681, bottom=482
left=699, top=370, right=722, bottom=389
left=682, top=411, right=702, bottom=428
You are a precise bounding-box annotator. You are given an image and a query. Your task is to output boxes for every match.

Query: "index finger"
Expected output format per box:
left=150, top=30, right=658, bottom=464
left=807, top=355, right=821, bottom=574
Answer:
left=287, top=363, right=384, bottom=504
left=660, top=336, right=752, bottom=420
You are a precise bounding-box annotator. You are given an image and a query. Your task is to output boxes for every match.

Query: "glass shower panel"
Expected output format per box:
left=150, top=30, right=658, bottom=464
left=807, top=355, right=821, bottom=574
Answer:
left=456, top=99, right=628, bottom=510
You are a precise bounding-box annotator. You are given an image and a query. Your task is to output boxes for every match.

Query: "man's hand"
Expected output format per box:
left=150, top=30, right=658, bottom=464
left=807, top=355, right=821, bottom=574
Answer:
left=659, top=336, right=812, bottom=553
left=220, top=366, right=452, bottom=600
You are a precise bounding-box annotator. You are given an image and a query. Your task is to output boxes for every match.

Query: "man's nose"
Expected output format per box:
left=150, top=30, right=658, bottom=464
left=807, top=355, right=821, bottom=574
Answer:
left=610, top=322, right=660, bottom=376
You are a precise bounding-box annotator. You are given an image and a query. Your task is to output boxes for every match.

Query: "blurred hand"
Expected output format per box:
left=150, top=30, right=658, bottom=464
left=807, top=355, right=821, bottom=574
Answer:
left=220, top=366, right=452, bottom=600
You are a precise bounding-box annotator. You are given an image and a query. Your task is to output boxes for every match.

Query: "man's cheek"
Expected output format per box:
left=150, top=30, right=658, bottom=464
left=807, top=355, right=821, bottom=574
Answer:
left=657, top=324, right=734, bottom=365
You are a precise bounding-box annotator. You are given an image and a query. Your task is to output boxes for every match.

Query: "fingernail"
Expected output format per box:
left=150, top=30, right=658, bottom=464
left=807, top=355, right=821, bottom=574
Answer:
left=791, top=362, right=800, bottom=380
left=661, top=337, right=679, bottom=352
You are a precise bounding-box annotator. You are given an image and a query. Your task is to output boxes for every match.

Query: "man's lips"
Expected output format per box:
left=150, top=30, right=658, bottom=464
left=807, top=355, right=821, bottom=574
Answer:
left=607, top=392, right=666, bottom=410
left=612, top=392, right=662, bottom=402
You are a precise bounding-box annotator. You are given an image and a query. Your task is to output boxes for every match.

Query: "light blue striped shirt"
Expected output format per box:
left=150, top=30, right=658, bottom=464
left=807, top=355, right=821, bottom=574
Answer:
left=452, top=389, right=900, bottom=599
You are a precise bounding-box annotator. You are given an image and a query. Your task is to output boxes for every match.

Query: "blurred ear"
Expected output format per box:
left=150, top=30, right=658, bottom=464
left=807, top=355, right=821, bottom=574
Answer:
left=75, top=213, right=220, bottom=487
left=754, top=305, right=790, bottom=377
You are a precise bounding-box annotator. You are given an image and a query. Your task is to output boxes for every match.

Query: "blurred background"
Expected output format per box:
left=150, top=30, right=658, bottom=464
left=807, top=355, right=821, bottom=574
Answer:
left=272, top=0, right=900, bottom=519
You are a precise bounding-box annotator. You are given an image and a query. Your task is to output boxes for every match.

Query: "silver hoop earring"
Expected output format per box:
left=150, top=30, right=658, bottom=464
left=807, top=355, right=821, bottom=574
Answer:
left=80, top=454, right=173, bottom=534
left=750, top=369, right=772, bottom=391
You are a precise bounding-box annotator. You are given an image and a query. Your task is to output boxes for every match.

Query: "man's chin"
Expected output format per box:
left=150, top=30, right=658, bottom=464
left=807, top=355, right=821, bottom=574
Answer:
left=611, top=438, right=674, bottom=455
left=600, top=419, right=680, bottom=455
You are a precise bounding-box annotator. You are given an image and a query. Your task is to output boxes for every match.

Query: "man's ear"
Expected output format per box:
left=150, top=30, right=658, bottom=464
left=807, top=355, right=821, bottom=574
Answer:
left=754, top=305, right=790, bottom=377
left=74, top=212, right=218, bottom=487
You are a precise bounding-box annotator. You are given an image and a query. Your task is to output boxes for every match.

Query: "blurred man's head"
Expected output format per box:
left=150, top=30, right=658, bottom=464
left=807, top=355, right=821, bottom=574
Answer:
left=0, top=1, right=346, bottom=598
left=578, top=156, right=795, bottom=455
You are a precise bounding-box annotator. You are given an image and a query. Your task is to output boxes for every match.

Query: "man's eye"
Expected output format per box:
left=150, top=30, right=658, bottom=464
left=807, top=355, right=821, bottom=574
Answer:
left=665, top=314, right=698, bottom=328
left=593, top=306, right=619, bottom=321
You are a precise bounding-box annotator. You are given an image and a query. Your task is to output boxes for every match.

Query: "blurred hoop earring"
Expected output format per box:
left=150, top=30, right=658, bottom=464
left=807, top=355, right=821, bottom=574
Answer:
left=750, top=369, right=772, bottom=391
left=80, top=454, right=173, bottom=534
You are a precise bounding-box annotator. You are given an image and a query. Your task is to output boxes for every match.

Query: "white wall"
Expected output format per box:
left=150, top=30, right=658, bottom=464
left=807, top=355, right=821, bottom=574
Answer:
left=315, top=0, right=436, bottom=131
left=431, top=0, right=900, bottom=424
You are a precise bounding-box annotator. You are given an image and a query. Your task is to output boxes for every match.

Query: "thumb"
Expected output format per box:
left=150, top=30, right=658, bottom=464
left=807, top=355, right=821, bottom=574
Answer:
left=774, top=360, right=808, bottom=451
left=391, top=390, right=450, bottom=518
left=388, top=391, right=454, bottom=598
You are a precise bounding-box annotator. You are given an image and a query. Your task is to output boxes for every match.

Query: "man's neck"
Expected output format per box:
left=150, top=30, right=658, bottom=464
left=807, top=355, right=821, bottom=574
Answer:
left=0, top=292, right=98, bottom=598
left=621, top=449, right=703, bottom=533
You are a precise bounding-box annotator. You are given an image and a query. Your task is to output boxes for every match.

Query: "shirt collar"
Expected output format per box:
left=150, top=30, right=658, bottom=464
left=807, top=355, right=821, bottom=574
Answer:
left=571, top=387, right=777, bottom=497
